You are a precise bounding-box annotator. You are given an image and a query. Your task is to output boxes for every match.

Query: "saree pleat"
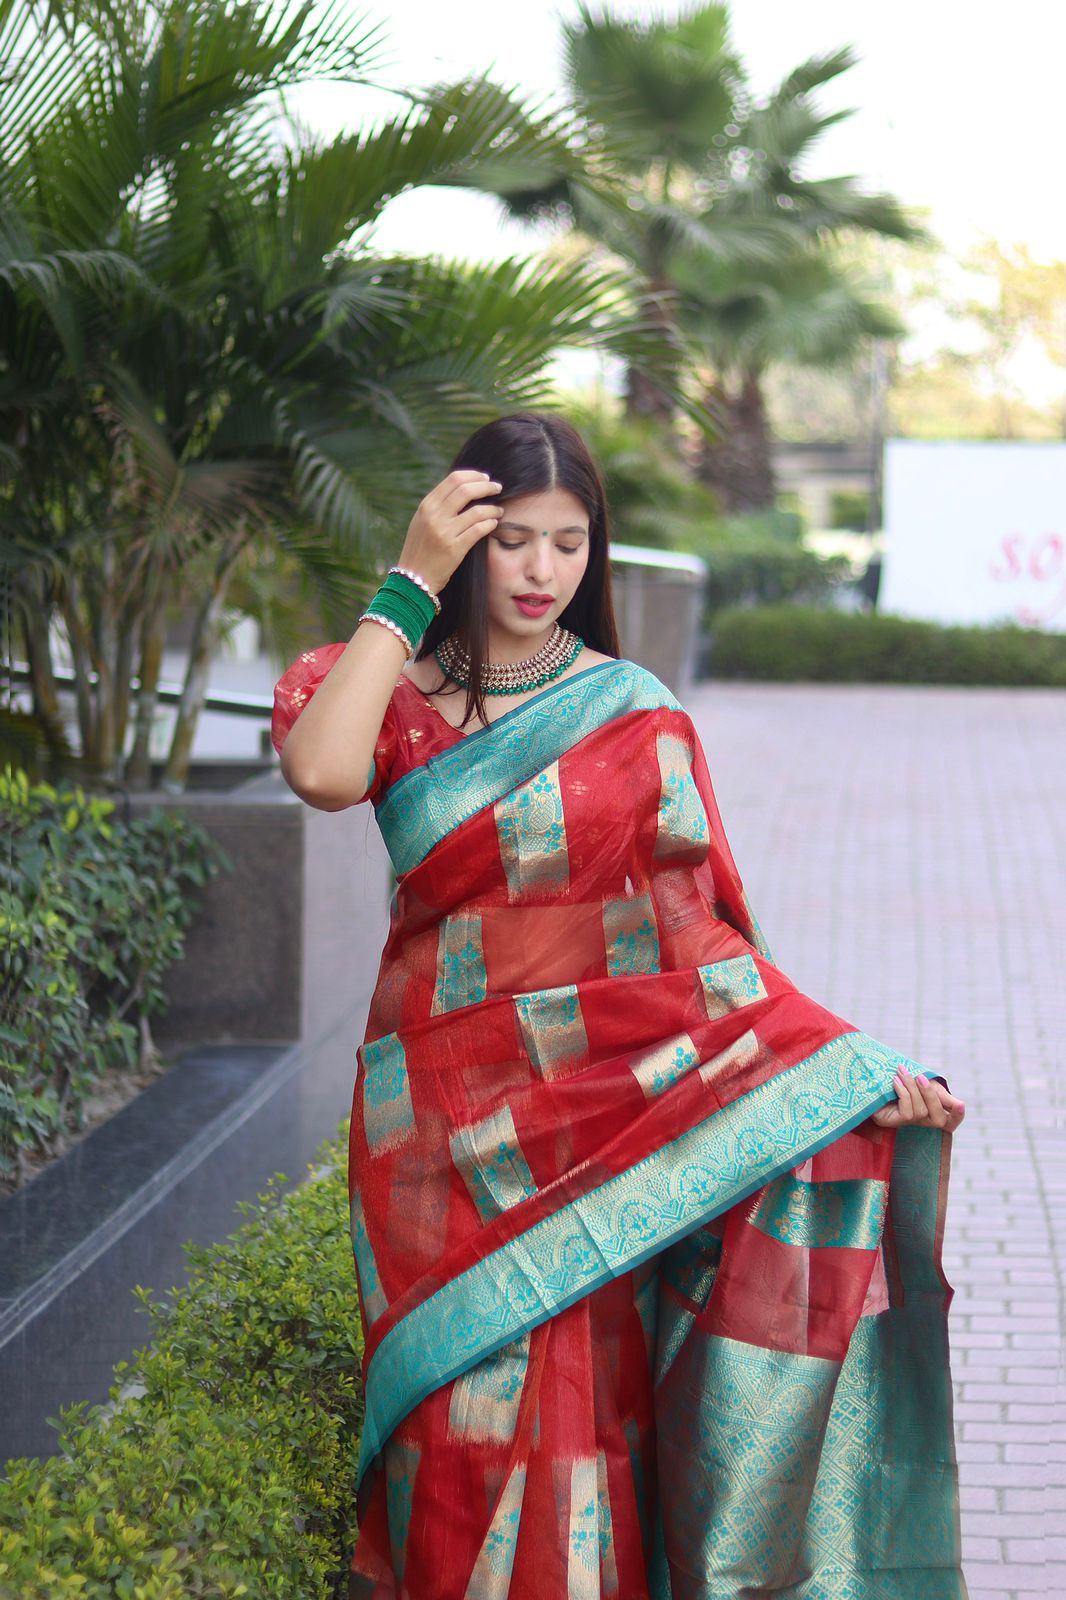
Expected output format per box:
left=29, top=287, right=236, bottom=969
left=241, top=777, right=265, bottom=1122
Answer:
left=270, top=654, right=966, bottom=1600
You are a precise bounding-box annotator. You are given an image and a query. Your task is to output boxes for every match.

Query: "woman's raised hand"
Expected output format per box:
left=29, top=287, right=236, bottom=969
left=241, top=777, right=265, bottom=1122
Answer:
left=870, top=1071, right=966, bottom=1132
left=397, top=470, right=504, bottom=594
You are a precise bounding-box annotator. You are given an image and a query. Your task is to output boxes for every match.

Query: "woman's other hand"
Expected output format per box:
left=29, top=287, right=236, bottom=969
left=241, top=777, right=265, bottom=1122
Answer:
left=397, top=469, right=504, bottom=594
left=871, top=1071, right=966, bottom=1132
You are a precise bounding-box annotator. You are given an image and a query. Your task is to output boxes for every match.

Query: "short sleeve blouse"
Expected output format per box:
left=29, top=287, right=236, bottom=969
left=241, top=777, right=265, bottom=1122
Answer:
left=271, top=642, right=461, bottom=804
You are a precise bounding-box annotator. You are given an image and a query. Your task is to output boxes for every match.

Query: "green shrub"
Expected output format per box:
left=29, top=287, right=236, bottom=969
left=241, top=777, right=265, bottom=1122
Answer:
left=0, top=1132, right=363, bottom=1599
left=719, top=509, right=806, bottom=544
left=0, top=768, right=229, bottom=1182
left=707, top=605, right=1066, bottom=685
left=703, top=541, right=855, bottom=617
left=829, top=489, right=870, bottom=531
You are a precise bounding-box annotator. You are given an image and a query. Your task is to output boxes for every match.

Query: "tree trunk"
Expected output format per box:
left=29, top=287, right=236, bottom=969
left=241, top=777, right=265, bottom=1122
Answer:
left=623, top=275, right=680, bottom=431
left=60, top=579, right=97, bottom=764
left=91, top=540, right=119, bottom=781
left=126, top=583, right=168, bottom=790
left=161, top=534, right=245, bottom=793
left=624, top=362, right=678, bottom=428
left=21, top=597, right=63, bottom=738
left=695, top=367, right=778, bottom=513
left=113, top=613, right=136, bottom=764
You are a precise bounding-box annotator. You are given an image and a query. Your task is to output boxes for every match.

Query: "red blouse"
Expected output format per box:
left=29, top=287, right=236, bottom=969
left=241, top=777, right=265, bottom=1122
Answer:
left=271, top=642, right=467, bottom=804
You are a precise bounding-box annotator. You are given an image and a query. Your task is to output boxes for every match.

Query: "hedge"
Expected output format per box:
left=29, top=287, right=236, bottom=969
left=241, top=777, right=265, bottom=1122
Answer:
left=0, top=767, right=228, bottom=1185
left=0, top=1129, right=363, bottom=1599
left=706, top=605, right=1066, bottom=686
left=697, top=540, right=855, bottom=619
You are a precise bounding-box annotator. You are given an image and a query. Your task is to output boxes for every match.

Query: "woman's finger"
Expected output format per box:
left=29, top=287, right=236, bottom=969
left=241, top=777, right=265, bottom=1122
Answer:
left=442, top=471, right=502, bottom=515
left=930, top=1082, right=966, bottom=1130
left=870, top=1076, right=966, bottom=1133
left=914, top=1074, right=949, bottom=1126
left=892, top=1071, right=917, bottom=1123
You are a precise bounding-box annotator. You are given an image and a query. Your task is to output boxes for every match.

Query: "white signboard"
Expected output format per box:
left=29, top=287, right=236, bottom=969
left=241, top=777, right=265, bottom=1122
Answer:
left=880, top=440, right=1066, bottom=632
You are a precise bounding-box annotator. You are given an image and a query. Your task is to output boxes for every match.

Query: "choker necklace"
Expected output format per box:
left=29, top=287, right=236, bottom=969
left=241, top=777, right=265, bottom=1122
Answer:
left=435, top=624, right=584, bottom=695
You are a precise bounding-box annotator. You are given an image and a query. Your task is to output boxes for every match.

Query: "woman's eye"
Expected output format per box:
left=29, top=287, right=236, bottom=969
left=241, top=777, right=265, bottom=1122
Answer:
left=494, top=538, right=584, bottom=552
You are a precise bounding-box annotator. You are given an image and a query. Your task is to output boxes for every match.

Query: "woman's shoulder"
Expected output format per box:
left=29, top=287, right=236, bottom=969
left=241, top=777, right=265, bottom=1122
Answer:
left=585, top=652, right=684, bottom=710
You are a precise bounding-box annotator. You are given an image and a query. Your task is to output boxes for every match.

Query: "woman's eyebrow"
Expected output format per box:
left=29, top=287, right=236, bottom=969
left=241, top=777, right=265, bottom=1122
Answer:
left=495, top=521, right=589, bottom=534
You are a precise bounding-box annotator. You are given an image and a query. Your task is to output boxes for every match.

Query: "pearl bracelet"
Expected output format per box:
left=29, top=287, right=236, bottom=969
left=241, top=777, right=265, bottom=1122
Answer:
left=387, top=564, right=442, bottom=616
left=358, top=610, right=415, bottom=659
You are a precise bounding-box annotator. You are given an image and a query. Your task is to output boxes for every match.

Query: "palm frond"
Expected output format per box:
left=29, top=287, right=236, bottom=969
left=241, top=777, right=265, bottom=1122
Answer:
left=561, top=0, right=744, bottom=170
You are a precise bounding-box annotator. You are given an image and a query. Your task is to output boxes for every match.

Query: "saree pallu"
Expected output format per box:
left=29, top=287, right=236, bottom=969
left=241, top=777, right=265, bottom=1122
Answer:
left=271, top=654, right=966, bottom=1600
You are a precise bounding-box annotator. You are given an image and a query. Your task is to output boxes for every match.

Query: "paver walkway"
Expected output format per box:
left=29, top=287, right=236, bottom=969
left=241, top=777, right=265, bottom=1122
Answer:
left=687, top=679, right=1064, bottom=1600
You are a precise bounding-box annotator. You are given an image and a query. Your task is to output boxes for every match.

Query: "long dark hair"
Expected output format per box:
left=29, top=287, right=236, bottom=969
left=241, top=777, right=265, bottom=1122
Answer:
left=416, top=410, right=621, bottom=729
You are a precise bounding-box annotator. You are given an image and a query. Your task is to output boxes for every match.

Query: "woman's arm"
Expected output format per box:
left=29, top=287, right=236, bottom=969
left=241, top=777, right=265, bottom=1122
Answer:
left=279, top=621, right=407, bottom=810
left=278, top=469, right=504, bottom=811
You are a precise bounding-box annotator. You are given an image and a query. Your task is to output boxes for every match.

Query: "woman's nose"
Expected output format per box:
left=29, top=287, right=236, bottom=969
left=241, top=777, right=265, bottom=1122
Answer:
left=524, top=546, right=555, bottom=584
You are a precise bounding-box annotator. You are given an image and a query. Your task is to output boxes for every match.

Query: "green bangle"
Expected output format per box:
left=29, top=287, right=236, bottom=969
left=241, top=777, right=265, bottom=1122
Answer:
left=362, top=572, right=434, bottom=648
left=378, top=571, right=436, bottom=633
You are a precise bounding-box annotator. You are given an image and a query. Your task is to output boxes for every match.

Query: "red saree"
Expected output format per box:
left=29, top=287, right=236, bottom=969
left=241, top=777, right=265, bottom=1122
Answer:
left=272, top=650, right=966, bottom=1600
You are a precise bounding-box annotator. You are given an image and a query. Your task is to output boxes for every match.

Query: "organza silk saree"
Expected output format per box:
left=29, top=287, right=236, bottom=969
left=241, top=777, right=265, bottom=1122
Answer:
left=272, top=651, right=966, bottom=1600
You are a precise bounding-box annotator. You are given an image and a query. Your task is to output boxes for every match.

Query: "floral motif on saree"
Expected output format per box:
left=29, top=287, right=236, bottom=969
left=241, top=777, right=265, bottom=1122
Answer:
left=271, top=650, right=967, bottom=1600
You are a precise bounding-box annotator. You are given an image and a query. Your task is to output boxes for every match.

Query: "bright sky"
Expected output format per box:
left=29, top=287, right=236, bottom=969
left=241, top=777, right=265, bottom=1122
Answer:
left=290, top=0, right=1066, bottom=263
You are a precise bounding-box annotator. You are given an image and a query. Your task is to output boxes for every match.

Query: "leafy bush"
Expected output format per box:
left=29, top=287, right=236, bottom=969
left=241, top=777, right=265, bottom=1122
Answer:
left=566, top=398, right=726, bottom=551
left=716, top=509, right=806, bottom=544
left=0, top=768, right=229, bottom=1183
left=703, top=541, right=855, bottom=616
left=829, top=488, right=870, bottom=531
left=706, top=605, right=1066, bottom=685
left=0, top=1133, right=363, bottom=1599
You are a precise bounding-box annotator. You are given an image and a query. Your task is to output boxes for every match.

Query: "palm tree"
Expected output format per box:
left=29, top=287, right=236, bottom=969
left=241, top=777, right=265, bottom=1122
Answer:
left=491, top=3, right=800, bottom=428
left=684, top=45, right=927, bottom=508
left=1, top=0, right=695, bottom=789
left=675, top=245, right=905, bottom=511
left=493, top=9, right=925, bottom=508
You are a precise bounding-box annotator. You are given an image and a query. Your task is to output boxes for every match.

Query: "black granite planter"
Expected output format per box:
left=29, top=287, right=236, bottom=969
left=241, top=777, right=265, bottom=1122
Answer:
left=0, top=774, right=390, bottom=1467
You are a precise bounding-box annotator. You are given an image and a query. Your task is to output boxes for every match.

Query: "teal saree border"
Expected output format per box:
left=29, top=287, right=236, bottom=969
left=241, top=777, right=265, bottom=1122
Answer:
left=355, top=1027, right=926, bottom=1487
left=376, top=659, right=681, bottom=876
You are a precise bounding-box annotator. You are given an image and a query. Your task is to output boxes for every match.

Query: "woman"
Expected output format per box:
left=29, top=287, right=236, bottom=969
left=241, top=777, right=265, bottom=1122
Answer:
left=273, top=412, right=968, bottom=1600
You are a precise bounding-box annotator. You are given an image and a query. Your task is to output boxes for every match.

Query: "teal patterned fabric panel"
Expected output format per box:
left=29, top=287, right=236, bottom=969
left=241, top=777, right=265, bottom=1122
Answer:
left=697, top=953, right=769, bottom=1018
left=654, top=1128, right=964, bottom=1598
left=742, top=890, right=777, bottom=966
left=603, top=892, right=661, bottom=977
left=376, top=660, right=680, bottom=876
left=566, top=1456, right=601, bottom=1596
left=447, top=1331, right=530, bottom=1444
left=350, top=1184, right=388, bottom=1326
left=383, top=1438, right=421, bottom=1587
left=450, top=1103, right=538, bottom=1223
left=596, top=1446, right=620, bottom=1596
left=360, top=1031, right=416, bottom=1151
left=462, top=1462, right=527, bottom=1598
left=628, top=1031, right=701, bottom=1100
left=495, top=760, right=570, bottom=898
left=658, top=1331, right=839, bottom=1589
left=653, top=730, right=710, bottom=864
left=431, top=914, right=487, bottom=1015
left=513, top=983, right=588, bottom=1079
left=749, top=1172, right=888, bottom=1251
left=356, top=1028, right=926, bottom=1484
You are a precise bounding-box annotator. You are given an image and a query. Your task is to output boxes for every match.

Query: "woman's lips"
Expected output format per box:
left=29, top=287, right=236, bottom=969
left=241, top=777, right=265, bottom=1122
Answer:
left=513, top=596, right=553, bottom=616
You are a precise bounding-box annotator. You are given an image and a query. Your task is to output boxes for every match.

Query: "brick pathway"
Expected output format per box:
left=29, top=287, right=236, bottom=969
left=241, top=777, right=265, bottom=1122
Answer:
left=687, top=680, right=1065, bottom=1600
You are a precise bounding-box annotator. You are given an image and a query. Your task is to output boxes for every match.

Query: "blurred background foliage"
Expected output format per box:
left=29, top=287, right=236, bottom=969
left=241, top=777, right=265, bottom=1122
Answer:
left=2, top=1, right=1063, bottom=791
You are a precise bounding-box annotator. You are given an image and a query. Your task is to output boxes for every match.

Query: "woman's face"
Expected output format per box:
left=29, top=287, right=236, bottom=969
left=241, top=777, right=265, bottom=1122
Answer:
left=484, top=486, right=592, bottom=646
